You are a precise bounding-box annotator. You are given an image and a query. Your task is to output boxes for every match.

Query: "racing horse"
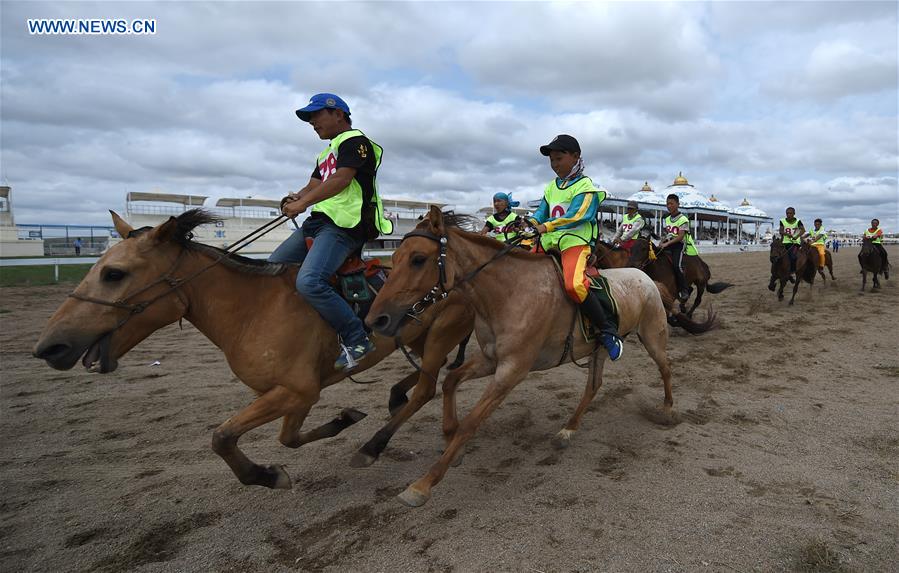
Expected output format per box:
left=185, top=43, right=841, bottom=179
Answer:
left=366, top=207, right=717, bottom=507
left=33, top=209, right=475, bottom=488
left=769, top=237, right=818, bottom=304
left=858, top=237, right=889, bottom=291
left=622, top=238, right=732, bottom=317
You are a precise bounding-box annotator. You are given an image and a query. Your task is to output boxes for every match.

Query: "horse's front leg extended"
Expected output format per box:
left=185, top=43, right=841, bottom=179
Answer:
left=351, top=369, right=437, bottom=468
left=399, top=361, right=527, bottom=508
left=211, top=385, right=313, bottom=489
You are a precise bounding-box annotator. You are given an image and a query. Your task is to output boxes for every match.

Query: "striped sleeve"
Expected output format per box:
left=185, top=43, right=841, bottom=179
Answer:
left=544, top=192, right=597, bottom=232
left=529, top=197, right=550, bottom=225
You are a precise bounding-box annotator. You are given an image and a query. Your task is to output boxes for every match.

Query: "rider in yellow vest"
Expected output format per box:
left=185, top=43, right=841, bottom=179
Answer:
left=806, top=218, right=828, bottom=270
left=480, top=192, right=520, bottom=243
left=271, top=93, right=393, bottom=370
left=777, top=206, right=805, bottom=283
left=527, top=134, right=623, bottom=361
left=612, top=200, right=645, bottom=251
left=865, top=218, right=890, bottom=278
left=658, top=194, right=698, bottom=302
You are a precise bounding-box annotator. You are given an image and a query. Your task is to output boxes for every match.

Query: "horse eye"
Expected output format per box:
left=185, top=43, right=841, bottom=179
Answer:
left=103, top=268, right=127, bottom=282
left=410, top=255, right=427, bottom=268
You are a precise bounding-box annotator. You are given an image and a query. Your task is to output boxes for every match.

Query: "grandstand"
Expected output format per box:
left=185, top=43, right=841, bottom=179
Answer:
left=0, top=186, right=44, bottom=256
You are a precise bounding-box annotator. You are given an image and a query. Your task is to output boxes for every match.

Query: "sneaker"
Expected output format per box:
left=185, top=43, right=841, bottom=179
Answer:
left=601, top=334, right=624, bottom=362
left=335, top=337, right=375, bottom=371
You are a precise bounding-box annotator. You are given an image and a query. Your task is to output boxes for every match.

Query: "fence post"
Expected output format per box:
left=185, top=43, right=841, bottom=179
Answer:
left=54, top=259, right=59, bottom=283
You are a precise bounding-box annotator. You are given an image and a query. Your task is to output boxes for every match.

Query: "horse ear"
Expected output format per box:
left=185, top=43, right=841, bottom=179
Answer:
left=109, top=211, right=133, bottom=238
left=427, top=205, right=445, bottom=235
left=149, top=216, right=179, bottom=244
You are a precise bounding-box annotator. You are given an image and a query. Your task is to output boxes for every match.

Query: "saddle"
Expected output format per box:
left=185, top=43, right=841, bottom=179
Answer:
left=304, top=238, right=386, bottom=310
left=544, top=252, right=620, bottom=342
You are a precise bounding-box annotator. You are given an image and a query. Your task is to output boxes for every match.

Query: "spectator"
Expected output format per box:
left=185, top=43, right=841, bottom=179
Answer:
left=73, top=237, right=83, bottom=255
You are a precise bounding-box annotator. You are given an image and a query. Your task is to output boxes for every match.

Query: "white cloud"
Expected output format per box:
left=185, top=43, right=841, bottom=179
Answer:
left=0, top=1, right=896, bottom=234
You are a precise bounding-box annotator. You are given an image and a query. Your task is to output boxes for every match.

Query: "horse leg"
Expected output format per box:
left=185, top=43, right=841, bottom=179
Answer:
left=350, top=369, right=438, bottom=468
left=686, top=283, right=705, bottom=318
left=552, top=349, right=606, bottom=449
left=441, top=350, right=495, bottom=448
left=279, top=406, right=367, bottom=449
left=873, top=273, right=881, bottom=290
left=789, top=273, right=802, bottom=305
left=398, top=361, right=528, bottom=507
left=211, top=385, right=313, bottom=489
left=447, top=331, right=472, bottom=370
left=777, top=278, right=786, bottom=301
left=860, top=270, right=867, bottom=292
left=388, top=371, right=420, bottom=417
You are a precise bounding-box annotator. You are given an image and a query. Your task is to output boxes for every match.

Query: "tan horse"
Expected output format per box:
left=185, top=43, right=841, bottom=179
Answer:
left=33, top=210, right=474, bottom=487
left=366, top=207, right=716, bottom=507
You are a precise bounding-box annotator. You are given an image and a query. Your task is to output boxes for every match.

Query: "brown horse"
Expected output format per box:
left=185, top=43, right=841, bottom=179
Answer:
left=623, top=238, right=732, bottom=317
left=769, top=238, right=818, bottom=304
left=590, top=240, right=631, bottom=268
left=366, top=207, right=717, bottom=507
left=33, top=210, right=475, bottom=487
left=858, top=238, right=889, bottom=291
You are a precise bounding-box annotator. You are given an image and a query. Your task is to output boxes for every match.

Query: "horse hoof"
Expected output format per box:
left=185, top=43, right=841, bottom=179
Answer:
left=265, top=465, right=292, bottom=489
left=339, top=408, right=368, bottom=424
left=349, top=451, right=378, bottom=468
left=551, top=430, right=573, bottom=450
left=397, top=485, right=431, bottom=507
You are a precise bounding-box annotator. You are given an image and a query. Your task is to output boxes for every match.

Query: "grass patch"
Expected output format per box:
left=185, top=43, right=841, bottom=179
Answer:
left=0, top=264, right=93, bottom=287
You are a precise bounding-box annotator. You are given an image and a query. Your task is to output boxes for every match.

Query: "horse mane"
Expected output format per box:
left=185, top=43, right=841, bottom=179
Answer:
left=430, top=211, right=546, bottom=260
left=144, top=209, right=289, bottom=276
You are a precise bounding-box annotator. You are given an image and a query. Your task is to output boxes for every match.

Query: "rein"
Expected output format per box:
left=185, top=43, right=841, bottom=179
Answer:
left=393, top=226, right=535, bottom=377
left=402, top=227, right=534, bottom=318
left=67, top=214, right=290, bottom=332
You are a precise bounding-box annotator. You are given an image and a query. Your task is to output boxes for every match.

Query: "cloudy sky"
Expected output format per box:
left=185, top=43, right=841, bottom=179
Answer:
left=1, top=1, right=897, bottom=233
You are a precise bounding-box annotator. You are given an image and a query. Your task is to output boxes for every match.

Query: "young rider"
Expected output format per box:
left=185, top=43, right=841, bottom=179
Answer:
left=270, top=93, right=393, bottom=371
left=657, top=194, right=697, bottom=302
left=864, top=218, right=890, bottom=278
left=527, top=134, right=624, bottom=361
left=480, top=192, right=520, bottom=243
left=807, top=218, right=828, bottom=270
left=778, top=207, right=805, bottom=283
left=611, top=200, right=645, bottom=251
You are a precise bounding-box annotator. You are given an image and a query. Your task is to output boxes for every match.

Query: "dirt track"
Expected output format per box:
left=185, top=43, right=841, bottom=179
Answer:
left=2, top=246, right=897, bottom=572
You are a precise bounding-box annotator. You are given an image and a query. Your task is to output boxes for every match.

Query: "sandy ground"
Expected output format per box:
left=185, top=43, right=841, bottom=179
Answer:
left=1, top=246, right=897, bottom=573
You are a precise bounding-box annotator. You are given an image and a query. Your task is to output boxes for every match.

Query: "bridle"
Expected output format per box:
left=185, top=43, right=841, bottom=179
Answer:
left=67, top=215, right=289, bottom=332
left=402, top=226, right=532, bottom=318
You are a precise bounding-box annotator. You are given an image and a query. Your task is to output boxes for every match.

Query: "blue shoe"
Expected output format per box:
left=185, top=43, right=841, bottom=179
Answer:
left=601, top=334, right=624, bottom=361
left=335, top=337, right=375, bottom=371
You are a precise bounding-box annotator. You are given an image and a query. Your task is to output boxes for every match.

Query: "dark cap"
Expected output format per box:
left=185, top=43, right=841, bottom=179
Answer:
left=627, top=200, right=639, bottom=209
left=539, top=134, right=580, bottom=156
left=295, top=93, right=351, bottom=122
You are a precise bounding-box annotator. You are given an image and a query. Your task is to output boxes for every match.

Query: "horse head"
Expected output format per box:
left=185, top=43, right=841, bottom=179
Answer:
left=626, top=238, right=651, bottom=267
left=769, top=237, right=786, bottom=263
left=367, top=206, right=475, bottom=337
left=33, top=210, right=212, bottom=373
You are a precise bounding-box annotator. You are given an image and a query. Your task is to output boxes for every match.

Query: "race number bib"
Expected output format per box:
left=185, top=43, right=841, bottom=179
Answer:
left=550, top=203, right=568, bottom=218
left=318, top=153, right=338, bottom=181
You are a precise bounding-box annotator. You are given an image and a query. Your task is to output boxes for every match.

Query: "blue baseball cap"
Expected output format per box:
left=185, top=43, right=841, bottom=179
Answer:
left=295, top=93, right=351, bottom=122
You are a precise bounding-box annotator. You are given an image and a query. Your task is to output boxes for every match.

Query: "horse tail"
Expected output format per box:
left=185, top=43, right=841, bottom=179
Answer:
left=706, top=282, right=733, bottom=294
left=667, top=307, right=719, bottom=335
left=655, top=280, right=718, bottom=334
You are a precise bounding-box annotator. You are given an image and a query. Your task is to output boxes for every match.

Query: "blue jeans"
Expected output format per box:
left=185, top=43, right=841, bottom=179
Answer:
left=268, top=217, right=368, bottom=346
